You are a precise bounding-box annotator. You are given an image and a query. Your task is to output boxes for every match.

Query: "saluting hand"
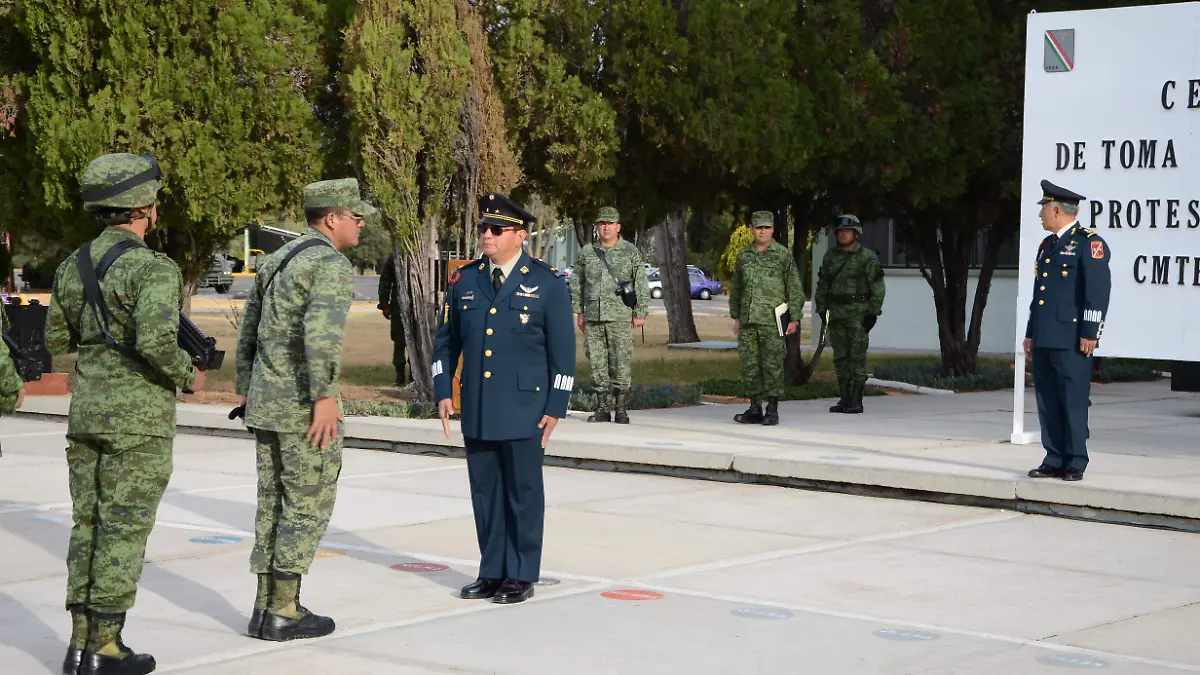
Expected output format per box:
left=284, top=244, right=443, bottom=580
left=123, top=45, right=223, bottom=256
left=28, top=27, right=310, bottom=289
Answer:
left=538, top=415, right=558, bottom=448
left=438, top=398, right=455, bottom=439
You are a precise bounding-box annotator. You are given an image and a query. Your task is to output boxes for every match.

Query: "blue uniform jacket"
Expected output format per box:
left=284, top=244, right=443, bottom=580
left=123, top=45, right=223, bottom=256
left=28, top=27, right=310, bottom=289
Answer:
left=1025, top=222, right=1112, bottom=350
left=433, top=250, right=576, bottom=441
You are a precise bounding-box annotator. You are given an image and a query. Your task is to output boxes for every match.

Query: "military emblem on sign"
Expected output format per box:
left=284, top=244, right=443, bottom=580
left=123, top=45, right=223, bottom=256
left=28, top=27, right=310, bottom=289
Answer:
left=1044, top=29, right=1075, bottom=72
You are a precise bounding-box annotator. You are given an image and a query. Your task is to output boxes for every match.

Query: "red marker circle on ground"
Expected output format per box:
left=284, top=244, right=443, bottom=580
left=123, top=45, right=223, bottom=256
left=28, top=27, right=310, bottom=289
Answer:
left=391, top=562, right=450, bottom=573
left=601, top=589, right=664, bottom=601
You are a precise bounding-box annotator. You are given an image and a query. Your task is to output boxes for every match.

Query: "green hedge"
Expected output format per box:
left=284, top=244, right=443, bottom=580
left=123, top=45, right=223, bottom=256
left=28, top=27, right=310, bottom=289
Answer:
left=342, top=399, right=439, bottom=419
left=1090, top=359, right=1164, bottom=383
left=569, top=383, right=703, bottom=411
left=871, top=362, right=1013, bottom=392
left=697, top=379, right=885, bottom=400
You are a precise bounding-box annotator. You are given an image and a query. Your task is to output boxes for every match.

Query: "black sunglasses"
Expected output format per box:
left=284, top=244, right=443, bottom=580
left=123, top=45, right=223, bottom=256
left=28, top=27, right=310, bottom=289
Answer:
left=477, top=222, right=518, bottom=236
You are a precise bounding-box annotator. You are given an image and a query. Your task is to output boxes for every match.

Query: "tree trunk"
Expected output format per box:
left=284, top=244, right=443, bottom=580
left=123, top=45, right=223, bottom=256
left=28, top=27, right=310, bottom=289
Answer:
left=654, top=208, right=699, bottom=344
left=393, top=227, right=439, bottom=402
left=784, top=199, right=821, bottom=384
left=573, top=211, right=592, bottom=247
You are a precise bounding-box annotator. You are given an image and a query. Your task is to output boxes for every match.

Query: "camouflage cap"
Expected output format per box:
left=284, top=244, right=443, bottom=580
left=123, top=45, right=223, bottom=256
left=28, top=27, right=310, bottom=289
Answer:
left=834, top=214, right=862, bottom=233
left=303, top=178, right=378, bottom=218
left=595, top=206, right=620, bottom=223
left=80, top=153, right=163, bottom=210
left=751, top=211, right=774, bottom=228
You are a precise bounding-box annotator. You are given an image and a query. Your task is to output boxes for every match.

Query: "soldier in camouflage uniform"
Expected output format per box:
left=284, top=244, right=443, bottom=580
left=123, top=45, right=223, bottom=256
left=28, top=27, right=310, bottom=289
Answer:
left=46, top=153, right=205, bottom=675
left=377, top=254, right=409, bottom=387
left=235, top=178, right=370, bottom=643
left=813, top=214, right=886, bottom=414
left=729, top=211, right=804, bottom=426
left=0, top=328, right=25, bottom=458
left=569, top=206, right=650, bottom=423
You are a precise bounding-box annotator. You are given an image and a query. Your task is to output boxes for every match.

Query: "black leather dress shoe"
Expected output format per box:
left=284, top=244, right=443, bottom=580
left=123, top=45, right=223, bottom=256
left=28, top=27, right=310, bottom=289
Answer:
left=1063, top=468, right=1084, bottom=482
left=1028, top=464, right=1064, bottom=478
left=260, top=609, right=335, bottom=641
left=79, top=648, right=155, bottom=675
left=62, top=648, right=83, bottom=675
left=492, top=579, right=534, bottom=604
left=459, top=578, right=503, bottom=600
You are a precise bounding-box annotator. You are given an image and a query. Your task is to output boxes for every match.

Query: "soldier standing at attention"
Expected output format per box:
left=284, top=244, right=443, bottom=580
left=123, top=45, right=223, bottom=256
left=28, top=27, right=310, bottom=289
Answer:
left=729, top=211, right=803, bottom=426
left=434, top=193, right=575, bottom=605
left=377, top=253, right=409, bottom=387
left=1024, top=180, right=1110, bottom=482
left=813, top=214, right=885, bottom=414
left=568, top=206, right=650, bottom=423
left=46, top=153, right=206, bottom=675
left=235, top=178, right=369, bottom=641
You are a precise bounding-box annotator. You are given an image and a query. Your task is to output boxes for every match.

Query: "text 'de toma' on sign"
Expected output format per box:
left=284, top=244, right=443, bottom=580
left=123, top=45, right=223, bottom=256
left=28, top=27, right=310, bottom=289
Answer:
left=1018, top=4, right=1200, bottom=362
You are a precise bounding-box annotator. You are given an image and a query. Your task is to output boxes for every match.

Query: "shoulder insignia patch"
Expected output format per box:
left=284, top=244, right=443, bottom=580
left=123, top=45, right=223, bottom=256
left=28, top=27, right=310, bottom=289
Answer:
left=448, top=269, right=461, bottom=285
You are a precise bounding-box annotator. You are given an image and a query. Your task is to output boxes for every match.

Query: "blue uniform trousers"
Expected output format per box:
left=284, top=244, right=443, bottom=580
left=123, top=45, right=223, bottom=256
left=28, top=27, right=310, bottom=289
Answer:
left=465, top=436, right=545, bottom=582
left=1032, top=348, right=1092, bottom=472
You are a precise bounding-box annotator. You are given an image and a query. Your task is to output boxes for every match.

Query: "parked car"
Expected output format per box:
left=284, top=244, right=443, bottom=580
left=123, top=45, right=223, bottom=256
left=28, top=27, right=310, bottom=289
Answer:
left=645, top=268, right=722, bottom=300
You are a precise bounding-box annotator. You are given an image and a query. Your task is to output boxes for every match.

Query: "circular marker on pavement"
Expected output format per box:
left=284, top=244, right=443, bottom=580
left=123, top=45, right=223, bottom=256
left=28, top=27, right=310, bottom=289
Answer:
left=731, top=607, right=794, bottom=621
left=189, top=535, right=242, bottom=545
left=602, top=589, right=664, bottom=601
left=1038, top=654, right=1111, bottom=669
left=314, top=549, right=345, bottom=559
left=534, top=577, right=561, bottom=586
left=873, top=628, right=940, bottom=642
left=819, top=455, right=860, bottom=461
left=391, top=562, right=450, bottom=573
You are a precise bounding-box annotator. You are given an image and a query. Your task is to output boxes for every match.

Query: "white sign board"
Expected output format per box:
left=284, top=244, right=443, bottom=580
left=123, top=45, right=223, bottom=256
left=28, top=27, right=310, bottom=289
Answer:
left=1013, top=3, right=1200, bottom=443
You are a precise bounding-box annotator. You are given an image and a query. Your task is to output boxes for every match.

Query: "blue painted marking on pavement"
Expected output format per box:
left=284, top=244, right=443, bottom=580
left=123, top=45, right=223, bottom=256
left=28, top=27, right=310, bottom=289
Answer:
left=1038, top=654, right=1110, bottom=669
left=873, top=628, right=940, bottom=641
left=189, top=535, right=243, bottom=545
left=731, top=607, right=795, bottom=621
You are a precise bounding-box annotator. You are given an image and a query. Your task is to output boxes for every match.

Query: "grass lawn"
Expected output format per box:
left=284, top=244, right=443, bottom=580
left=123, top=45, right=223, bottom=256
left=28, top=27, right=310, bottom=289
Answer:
left=46, top=307, right=1021, bottom=406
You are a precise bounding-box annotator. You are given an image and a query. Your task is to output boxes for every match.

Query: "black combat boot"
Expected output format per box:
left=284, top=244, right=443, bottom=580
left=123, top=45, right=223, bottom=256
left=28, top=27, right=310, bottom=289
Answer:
left=613, top=389, right=630, bottom=424
left=844, top=383, right=864, bottom=414
left=829, top=382, right=849, bottom=413
left=247, top=572, right=272, bottom=639
left=260, top=572, right=335, bottom=642
left=587, top=389, right=611, bottom=423
left=762, top=397, right=780, bottom=426
left=62, top=605, right=86, bottom=675
left=734, top=398, right=764, bottom=424
left=79, top=612, right=155, bottom=675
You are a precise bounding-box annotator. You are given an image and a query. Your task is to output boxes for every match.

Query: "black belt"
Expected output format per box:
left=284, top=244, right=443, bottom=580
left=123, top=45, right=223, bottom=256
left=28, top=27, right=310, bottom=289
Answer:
left=831, top=293, right=868, bottom=303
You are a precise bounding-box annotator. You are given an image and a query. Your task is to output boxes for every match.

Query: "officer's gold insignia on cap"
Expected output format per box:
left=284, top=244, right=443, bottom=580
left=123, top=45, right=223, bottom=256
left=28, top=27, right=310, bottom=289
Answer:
left=520, top=266, right=529, bottom=274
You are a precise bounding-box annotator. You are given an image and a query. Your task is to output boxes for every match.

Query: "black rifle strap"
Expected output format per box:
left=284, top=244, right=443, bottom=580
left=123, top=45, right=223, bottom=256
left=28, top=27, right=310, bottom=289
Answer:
left=76, top=239, right=150, bottom=367
left=255, top=238, right=333, bottom=299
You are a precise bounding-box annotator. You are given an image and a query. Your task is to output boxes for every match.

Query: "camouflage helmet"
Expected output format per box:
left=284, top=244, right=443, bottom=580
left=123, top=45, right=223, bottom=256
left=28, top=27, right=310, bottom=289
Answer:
left=80, top=153, right=164, bottom=210
left=834, top=213, right=862, bottom=234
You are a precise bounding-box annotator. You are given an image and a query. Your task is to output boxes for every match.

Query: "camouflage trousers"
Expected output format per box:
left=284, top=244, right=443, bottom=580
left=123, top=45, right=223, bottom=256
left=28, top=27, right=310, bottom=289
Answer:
left=585, top=321, right=633, bottom=409
left=65, top=434, right=172, bottom=614
left=390, top=314, right=408, bottom=384
left=829, top=316, right=870, bottom=388
left=250, top=426, right=343, bottom=575
left=738, top=323, right=785, bottom=398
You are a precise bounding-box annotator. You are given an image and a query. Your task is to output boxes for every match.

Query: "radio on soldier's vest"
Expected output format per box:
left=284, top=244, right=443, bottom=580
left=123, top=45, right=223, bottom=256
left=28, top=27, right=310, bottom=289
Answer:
left=75, top=239, right=225, bottom=386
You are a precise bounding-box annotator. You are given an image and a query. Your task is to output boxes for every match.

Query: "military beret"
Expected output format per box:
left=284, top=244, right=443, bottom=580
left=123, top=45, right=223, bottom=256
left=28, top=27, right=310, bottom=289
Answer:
left=303, top=178, right=378, bottom=218
left=80, top=153, right=164, bottom=210
left=479, top=192, right=536, bottom=230
left=1037, top=179, right=1086, bottom=205
left=751, top=211, right=774, bottom=228
left=595, top=206, right=620, bottom=223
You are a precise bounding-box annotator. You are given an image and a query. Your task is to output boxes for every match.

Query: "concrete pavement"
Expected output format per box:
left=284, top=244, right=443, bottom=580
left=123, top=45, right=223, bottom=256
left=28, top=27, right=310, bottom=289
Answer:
left=3, top=416, right=1200, bottom=673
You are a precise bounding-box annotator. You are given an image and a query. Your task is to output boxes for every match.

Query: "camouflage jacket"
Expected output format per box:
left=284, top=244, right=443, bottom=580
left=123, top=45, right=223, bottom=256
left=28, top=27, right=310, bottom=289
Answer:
left=46, top=227, right=196, bottom=438
left=236, top=228, right=353, bottom=432
left=813, top=244, right=886, bottom=322
left=569, top=238, right=650, bottom=322
left=729, top=241, right=805, bottom=326
left=0, top=332, right=22, bottom=456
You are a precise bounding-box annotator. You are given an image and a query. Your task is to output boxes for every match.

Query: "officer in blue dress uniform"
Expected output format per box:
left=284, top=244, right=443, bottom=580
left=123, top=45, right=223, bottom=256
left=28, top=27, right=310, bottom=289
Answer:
left=1024, top=180, right=1111, bottom=482
left=434, top=192, right=575, bottom=604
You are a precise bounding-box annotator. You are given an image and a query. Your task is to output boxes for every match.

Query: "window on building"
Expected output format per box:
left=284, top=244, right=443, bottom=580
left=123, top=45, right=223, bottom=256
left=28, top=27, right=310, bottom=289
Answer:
left=858, top=218, right=1019, bottom=270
